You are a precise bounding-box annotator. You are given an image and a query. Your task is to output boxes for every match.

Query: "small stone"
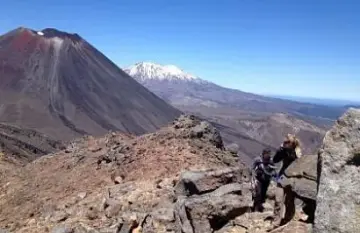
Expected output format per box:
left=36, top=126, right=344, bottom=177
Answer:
left=86, top=207, right=99, bottom=220
left=51, top=225, right=73, bottom=233
left=114, top=176, right=123, bottom=184
left=118, top=223, right=132, bottom=233
left=77, top=192, right=87, bottom=199
left=226, top=143, right=239, bottom=155
left=105, top=203, right=122, bottom=218
left=51, top=210, right=69, bottom=223
left=90, top=147, right=102, bottom=153
left=27, top=218, right=36, bottom=225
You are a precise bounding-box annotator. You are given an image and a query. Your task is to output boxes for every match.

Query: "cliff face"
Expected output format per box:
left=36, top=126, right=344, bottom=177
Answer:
left=314, top=108, right=360, bottom=233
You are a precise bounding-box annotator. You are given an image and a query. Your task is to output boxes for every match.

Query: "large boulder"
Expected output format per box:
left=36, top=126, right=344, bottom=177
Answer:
left=273, top=152, right=318, bottom=225
left=314, top=108, right=360, bottom=233
left=279, top=153, right=318, bottom=201
left=174, top=167, right=251, bottom=196
left=175, top=183, right=252, bottom=233
left=173, top=168, right=254, bottom=233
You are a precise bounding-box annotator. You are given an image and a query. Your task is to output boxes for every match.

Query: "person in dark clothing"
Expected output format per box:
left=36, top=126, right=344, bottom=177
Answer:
left=251, top=148, right=277, bottom=212
left=272, top=134, right=302, bottom=226
left=273, top=134, right=302, bottom=178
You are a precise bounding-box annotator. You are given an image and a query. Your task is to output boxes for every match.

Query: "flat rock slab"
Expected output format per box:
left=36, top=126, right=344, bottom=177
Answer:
left=175, top=167, right=250, bottom=196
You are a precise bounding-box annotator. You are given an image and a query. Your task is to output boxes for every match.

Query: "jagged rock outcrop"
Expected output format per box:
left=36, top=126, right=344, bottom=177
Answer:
left=314, top=108, right=360, bottom=233
left=173, top=115, right=225, bottom=149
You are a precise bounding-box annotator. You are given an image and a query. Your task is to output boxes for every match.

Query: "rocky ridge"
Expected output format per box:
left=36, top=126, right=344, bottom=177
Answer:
left=1, top=109, right=359, bottom=233
left=0, top=115, right=239, bottom=232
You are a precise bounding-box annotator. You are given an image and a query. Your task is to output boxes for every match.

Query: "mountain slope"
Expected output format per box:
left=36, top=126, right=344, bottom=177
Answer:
left=125, top=62, right=331, bottom=161
left=181, top=106, right=326, bottom=164
left=0, top=28, right=180, bottom=140
left=0, top=123, right=64, bottom=163
left=0, top=115, right=240, bottom=232
left=125, top=62, right=345, bottom=123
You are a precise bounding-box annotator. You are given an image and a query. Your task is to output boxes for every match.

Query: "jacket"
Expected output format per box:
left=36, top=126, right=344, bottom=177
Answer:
left=252, top=156, right=276, bottom=182
left=273, top=147, right=298, bottom=176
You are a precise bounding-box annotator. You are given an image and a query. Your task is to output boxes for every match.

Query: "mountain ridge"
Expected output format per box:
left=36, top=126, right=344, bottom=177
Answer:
left=125, top=61, right=346, bottom=122
left=124, top=62, right=332, bottom=162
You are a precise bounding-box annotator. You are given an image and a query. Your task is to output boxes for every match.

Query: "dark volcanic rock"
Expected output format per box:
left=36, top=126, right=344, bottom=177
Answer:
left=0, top=27, right=180, bottom=140
left=314, top=108, right=360, bottom=233
left=175, top=183, right=252, bottom=233
left=174, top=167, right=250, bottom=196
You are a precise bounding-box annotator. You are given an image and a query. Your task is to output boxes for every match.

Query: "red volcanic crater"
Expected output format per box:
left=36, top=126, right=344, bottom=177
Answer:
left=0, top=27, right=180, bottom=140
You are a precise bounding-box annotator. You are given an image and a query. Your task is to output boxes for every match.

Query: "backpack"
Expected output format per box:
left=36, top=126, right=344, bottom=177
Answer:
left=254, top=161, right=276, bottom=181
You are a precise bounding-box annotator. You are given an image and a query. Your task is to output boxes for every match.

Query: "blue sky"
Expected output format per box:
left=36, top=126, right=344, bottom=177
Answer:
left=1, top=0, right=359, bottom=101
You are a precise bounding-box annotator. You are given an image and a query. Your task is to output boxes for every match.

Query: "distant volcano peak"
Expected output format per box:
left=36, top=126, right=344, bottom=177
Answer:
left=40, top=28, right=82, bottom=42
left=0, top=26, right=180, bottom=140
left=1, top=26, right=84, bottom=55
left=11, top=26, right=83, bottom=44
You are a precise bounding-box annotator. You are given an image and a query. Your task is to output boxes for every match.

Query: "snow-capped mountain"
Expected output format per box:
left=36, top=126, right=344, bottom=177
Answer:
left=124, top=61, right=344, bottom=125
left=124, top=62, right=204, bottom=82
left=123, top=61, right=346, bottom=162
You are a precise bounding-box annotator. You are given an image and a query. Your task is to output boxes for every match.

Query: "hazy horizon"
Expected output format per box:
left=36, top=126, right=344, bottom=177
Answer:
left=265, top=94, right=360, bottom=106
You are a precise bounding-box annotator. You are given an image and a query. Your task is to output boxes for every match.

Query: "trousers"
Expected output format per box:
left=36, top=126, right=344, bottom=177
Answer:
left=251, top=177, right=270, bottom=211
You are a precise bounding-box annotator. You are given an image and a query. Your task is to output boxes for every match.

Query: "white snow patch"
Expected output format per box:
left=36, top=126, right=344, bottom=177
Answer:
left=125, top=62, right=201, bottom=81
left=37, top=31, right=44, bottom=36
left=51, top=37, right=64, bottom=48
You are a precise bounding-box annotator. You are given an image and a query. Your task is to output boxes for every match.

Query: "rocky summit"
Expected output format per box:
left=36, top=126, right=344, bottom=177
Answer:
left=0, top=109, right=360, bottom=233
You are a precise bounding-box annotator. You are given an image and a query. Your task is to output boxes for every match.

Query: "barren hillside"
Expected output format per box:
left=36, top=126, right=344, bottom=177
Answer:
left=0, top=112, right=340, bottom=233
left=0, top=28, right=180, bottom=141
left=0, top=115, right=240, bottom=232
